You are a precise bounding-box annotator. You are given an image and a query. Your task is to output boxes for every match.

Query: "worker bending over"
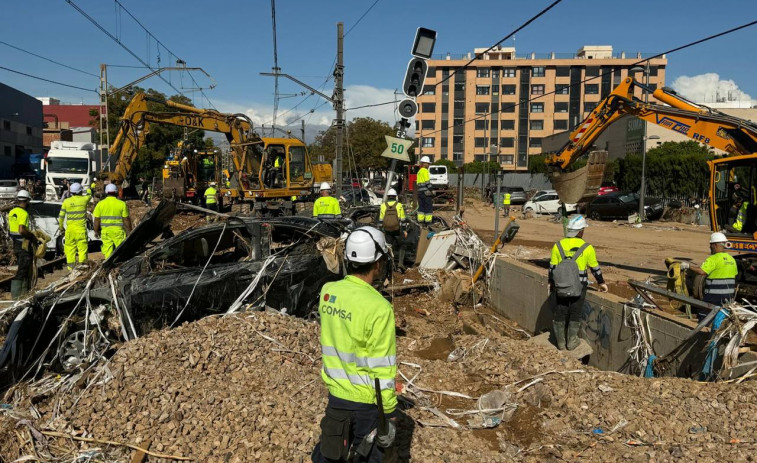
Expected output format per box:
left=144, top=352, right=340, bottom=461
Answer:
left=58, top=182, right=91, bottom=271
left=380, top=188, right=408, bottom=272
left=415, top=156, right=433, bottom=226
left=313, top=182, right=342, bottom=219
left=549, top=215, right=608, bottom=350
left=312, top=226, right=397, bottom=462
left=8, top=190, right=39, bottom=299
left=681, top=232, right=738, bottom=322
left=93, top=183, right=131, bottom=259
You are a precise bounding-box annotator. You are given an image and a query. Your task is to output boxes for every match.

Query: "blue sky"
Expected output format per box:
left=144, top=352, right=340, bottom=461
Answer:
left=2, top=0, right=755, bottom=135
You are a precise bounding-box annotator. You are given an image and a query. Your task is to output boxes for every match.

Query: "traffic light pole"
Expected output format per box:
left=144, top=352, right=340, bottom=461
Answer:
left=334, top=22, right=345, bottom=196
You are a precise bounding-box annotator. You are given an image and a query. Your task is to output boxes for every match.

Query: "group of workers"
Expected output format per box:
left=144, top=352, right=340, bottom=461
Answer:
left=7, top=181, right=132, bottom=300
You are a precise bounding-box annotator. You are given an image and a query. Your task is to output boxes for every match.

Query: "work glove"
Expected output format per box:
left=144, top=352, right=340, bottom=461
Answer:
left=680, top=262, right=690, bottom=270
left=376, top=420, right=396, bottom=448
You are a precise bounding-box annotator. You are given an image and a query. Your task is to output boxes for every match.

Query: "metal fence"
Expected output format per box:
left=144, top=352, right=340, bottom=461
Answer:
left=448, top=172, right=552, bottom=190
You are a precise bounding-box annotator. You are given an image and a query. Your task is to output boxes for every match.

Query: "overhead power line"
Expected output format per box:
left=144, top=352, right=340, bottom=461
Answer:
left=345, top=100, right=399, bottom=111
left=424, top=18, right=757, bottom=137
left=344, top=0, right=381, bottom=37
left=0, top=40, right=99, bottom=78
left=0, top=65, right=97, bottom=93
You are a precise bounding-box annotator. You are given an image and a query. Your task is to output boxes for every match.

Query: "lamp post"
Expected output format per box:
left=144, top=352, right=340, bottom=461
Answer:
left=630, top=63, right=651, bottom=220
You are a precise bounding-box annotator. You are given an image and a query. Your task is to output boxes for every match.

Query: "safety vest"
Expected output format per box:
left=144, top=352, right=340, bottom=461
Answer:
left=8, top=207, right=29, bottom=241
left=550, top=237, right=602, bottom=286
left=380, top=200, right=406, bottom=221
left=701, top=252, right=738, bottom=305
left=319, top=275, right=397, bottom=413
left=204, top=187, right=217, bottom=205
left=274, top=156, right=282, bottom=168
left=59, top=194, right=91, bottom=232
left=93, top=196, right=129, bottom=229
left=416, top=167, right=431, bottom=192
left=503, top=193, right=511, bottom=205
left=313, top=195, right=341, bottom=218
left=734, top=202, right=749, bottom=231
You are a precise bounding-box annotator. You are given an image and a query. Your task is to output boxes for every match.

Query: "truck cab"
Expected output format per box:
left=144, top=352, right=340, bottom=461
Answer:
left=43, top=141, right=100, bottom=200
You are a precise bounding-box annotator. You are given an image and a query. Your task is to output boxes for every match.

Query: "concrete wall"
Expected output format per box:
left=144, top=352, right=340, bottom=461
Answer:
left=449, top=172, right=552, bottom=190
left=489, top=257, right=713, bottom=376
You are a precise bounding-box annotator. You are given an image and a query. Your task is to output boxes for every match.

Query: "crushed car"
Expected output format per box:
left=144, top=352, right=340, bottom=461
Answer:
left=0, top=200, right=344, bottom=387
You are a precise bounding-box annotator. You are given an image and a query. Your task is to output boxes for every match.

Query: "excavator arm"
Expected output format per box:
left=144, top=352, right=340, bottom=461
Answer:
left=547, top=77, right=757, bottom=203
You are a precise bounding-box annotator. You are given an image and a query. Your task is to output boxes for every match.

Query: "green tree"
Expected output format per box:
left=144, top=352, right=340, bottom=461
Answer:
left=462, top=160, right=501, bottom=174
left=434, top=158, right=457, bottom=172
left=308, top=117, right=395, bottom=177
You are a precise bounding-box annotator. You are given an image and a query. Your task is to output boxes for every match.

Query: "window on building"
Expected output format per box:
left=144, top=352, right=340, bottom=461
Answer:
left=554, top=102, right=569, bottom=113
left=475, top=137, right=487, bottom=148
left=476, top=85, right=490, bottom=95
left=474, top=120, right=489, bottom=130
left=422, top=137, right=435, bottom=148
left=415, top=121, right=419, bottom=131
left=422, top=86, right=436, bottom=96
left=453, top=152, right=463, bottom=163
left=501, top=103, right=515, bottom=113
left=453, top=101, right=465, bottom=111
left=26, top=126, right=32, bottom=135
left=477, top=68, right=490, bottom=78
left=584, top=102, right=598, bottom=113
left=556, top=84, right=569, bottom=95
left=441, top=67, right=450, bottom=78
left=499, top=137, right=515, bottom=147
left=502, top=68, right=516, bottom=78
left=529, top=137, right=542, bottom=148
left=532, top=66, right=546, bottom=77
left=453, top=119, right=464, bottom=128
left=421, top=102, right=436, bottom=113
left=530, top=102, right=544, bottom=113
left=502, top=84, right=516, bottom=95
left=474, top=155, right=486, bottom=162
left=529, top=120, right=544, bottom=130
left=503, top=155, right=514, bottom=164
left=442, top=103, right=449, bottom=114
left=531, top=84, right=545, bottom=95
left=475, top=103, right=490, bottom=114
left=453, top=135, right=464, bottom=145
left=492, top=85, right=499, bottom=96
left=585, top=66, right=600, bottom=77
left=500, top=120, right=515, bottom=130
left=556, top=66, right=570, bottom=77
left=585, top=84, right=599, bottom=94
left=554, top=119, right=568, bottom=131
left=649, top=66, right=659, bottom=77
left=2, top=121, right=9, bottom=131
left=427, top=66, right=436, bottom=77
left=421, top=120, right=435, bottom=130
left=491, top=69, right=500, bottom=78
left=454, top=82, right=465, bottom=92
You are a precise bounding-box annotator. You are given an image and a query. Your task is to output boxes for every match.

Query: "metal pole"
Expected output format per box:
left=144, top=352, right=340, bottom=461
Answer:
left=456, top=165, right=465, bottom=215
left=301, top=119, right=305, bottom=142
left=638, top=62, right=649, bottom=221
left=494, top=170, right=501, bottom=239
left=334, top=22, right=345, bottom=197
left=383, top=159, right=397, bottom=203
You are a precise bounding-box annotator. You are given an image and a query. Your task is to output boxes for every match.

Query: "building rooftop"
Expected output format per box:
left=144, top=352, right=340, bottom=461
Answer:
left=432, top=45, right=665, bottom=62
left=43, top=105, right=99, bottom=128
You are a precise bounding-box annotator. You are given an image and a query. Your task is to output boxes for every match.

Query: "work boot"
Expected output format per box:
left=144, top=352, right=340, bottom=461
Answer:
left=566, top=321, right=582, bottom=351
left=10, top=280, right=22, bottom=300
left=553, top=320, right=567, bottom=350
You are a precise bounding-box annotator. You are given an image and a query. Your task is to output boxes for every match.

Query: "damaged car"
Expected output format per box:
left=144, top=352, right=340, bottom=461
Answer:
left=0, top=200, right=344, bottom=387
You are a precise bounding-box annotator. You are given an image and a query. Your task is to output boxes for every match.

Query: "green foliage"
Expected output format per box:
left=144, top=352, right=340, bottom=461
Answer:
left=308, top=117, right=395, bottom=175
left=434, top=158, right=457, bottom=172
left=463, top=160, right=501, bottom=174
left=616, top=141, right=713, bottom=197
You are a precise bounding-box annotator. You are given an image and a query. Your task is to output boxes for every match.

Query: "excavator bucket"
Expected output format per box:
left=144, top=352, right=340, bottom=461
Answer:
left=551, top=150, right=608, bottom=205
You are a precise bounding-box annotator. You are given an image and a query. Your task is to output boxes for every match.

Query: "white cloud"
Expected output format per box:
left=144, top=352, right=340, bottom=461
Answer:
left=670, top=73, right=755, bottom=106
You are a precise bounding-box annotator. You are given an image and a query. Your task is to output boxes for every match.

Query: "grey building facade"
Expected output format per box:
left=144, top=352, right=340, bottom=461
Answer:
left=0, top=83, right=44, bottom=178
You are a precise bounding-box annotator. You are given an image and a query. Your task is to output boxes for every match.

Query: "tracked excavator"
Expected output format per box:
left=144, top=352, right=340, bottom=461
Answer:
left=102, top=93, right=331, bottom=214
left=546, top=76, right=757, bottom=291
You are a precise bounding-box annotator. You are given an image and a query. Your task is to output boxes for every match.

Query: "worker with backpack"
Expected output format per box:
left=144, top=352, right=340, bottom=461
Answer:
left=549, top=215, right=608, bottom=350
left=380, top=189, right=408, bottom=272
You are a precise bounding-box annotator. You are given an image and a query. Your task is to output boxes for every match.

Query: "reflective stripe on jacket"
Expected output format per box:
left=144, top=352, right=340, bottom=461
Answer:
left=701, top=252, right=738, bottom=303
left=503, top=193, right=511, bottom=205
left=204, top=187, right=218, bottom=205
left=93, top=196, right=129, bottom=228
left=59, top=194, right=91, bottom=231
left=416, top=167, right=431, bottom=192
left=313, top=196, right=342, bottom=217
left=320, top=275, right=397, bottom=413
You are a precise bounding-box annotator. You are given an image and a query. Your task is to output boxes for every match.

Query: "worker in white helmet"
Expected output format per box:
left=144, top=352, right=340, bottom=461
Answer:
left=58, top=182, right=91, bottom=271
left=681, top=232, right=738, bottom=323
left=549, top=215, right=607, bottom=350
left=93, top=183, right=131, bottom=259
left=415, top=156, right=433, bottom=226
left=312, top=226, right=397, bottom=462
left=8, top=189, right=39, bottom=299
left=380, top=188, right=408, bottom=272
left=313, top=182, right=342, bottom=219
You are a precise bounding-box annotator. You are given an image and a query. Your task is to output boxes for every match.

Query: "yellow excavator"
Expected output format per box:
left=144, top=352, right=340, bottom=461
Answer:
left=103, top=93, right=332, bottom=214
left=546, top=77, right=757, bottom=242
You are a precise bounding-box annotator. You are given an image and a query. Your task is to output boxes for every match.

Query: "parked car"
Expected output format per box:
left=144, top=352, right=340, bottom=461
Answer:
left=502, top=187, right=527, bottom=205
left=339, top=188, right=381, bottom=206
left=598, top=182, right=619, bottom=196
left=0, top=201, right=345, bottom=385
left=530, top=189, right=557, bottom=202
left=0, top=179, right=19, bottom=199
left=429, top=165, right=448, bottom=188
left=586, top=192, right=664, bottom=221
left=523, top=193, right=577, bottom=215
left=26, top=201, right=99, bottom=255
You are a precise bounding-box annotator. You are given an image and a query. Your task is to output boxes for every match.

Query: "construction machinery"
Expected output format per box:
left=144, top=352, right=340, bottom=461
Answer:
left=161, top=141, right=218, bottom=204
left=104, top=93, right=331, bottom=214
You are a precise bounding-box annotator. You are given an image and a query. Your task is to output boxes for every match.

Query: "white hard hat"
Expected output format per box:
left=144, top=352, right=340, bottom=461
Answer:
left=345, top=226, right=389, bottom=263
left=70, top=182, right=82, bottom=194
left=16, top=189, right=31, bottom=201
left=105, top=183, right=118, bottom=194
left=566, top=214, right=587, bottom=237
left=710, top=232, right=728, bottom=244
left=210, top=182, right=217, bottom=187
left=387, top=188, right=398, bottom=197
left=320, top=182, right=331, bottom=190
left=420, top=156, right=431, bottom=164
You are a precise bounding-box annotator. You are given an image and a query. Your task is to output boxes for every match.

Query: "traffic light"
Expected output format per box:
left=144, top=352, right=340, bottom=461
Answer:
left=402, top=58, right=428, bottom=98
left=411, top=27, right=437, bottom=59
left=397, top=98, right=418, bottom=118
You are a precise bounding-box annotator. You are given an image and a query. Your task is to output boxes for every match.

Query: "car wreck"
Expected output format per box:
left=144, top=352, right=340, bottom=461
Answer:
left=0, top=200, right=345, bottom=387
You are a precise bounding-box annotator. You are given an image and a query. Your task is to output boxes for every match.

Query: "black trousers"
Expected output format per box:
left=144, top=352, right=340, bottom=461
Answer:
left=13, top=241, right=32, bottom=282
left=554, top=289, right=587, bottom=323
left=385, top=231, right=405, bottom=260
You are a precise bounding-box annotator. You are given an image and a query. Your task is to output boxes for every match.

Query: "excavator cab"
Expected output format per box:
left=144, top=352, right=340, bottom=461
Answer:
left=710, top=156, right=757, bottom=246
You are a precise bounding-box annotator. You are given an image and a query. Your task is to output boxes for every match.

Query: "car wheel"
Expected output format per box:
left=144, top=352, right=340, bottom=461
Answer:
left=589, top=210, right=601, bottom=220
left=525, top=207, right=533, bottom=213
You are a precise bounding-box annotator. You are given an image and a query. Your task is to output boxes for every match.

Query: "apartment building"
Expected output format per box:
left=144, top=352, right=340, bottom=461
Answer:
left=415, top=45, right=667, bottom=170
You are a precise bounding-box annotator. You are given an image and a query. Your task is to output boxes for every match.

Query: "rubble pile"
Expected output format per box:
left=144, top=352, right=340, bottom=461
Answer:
left=127, top=200, right=204, bottom=233
left=3, top=289, right=757, bottom=461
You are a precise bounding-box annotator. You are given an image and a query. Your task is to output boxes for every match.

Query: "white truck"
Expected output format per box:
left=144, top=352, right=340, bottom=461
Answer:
left=43, top=141, right=101, bottom=200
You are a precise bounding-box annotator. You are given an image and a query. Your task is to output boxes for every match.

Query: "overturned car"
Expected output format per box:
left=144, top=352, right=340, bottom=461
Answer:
left=0, top=201, right=344, bottom=387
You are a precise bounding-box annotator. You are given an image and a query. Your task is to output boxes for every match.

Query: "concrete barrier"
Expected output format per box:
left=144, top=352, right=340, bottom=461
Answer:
left=489, top=257, right=712, bottom=376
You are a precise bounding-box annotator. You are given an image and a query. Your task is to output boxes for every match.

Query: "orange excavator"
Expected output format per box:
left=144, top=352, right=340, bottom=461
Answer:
left=546, top=77, right=757, bottom=255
